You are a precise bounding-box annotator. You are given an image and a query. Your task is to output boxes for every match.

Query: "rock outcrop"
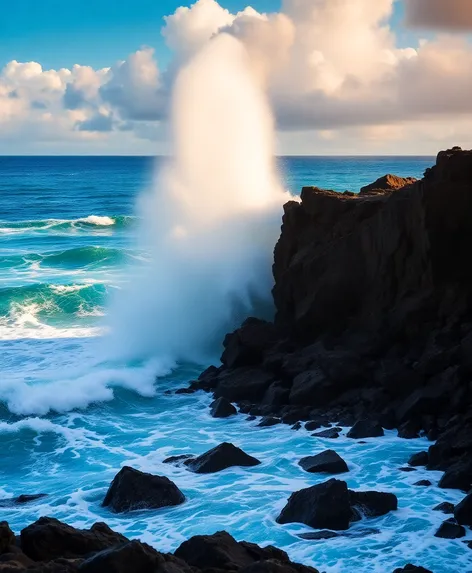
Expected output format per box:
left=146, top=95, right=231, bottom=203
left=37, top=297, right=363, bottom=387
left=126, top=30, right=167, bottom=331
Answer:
left=188, top=147, right=472, bottom=491
left=298, top=450, right=348, bottom=474
left=102, top=466, right=185, bottom=513
left=185, top=443, right=261, bottom=474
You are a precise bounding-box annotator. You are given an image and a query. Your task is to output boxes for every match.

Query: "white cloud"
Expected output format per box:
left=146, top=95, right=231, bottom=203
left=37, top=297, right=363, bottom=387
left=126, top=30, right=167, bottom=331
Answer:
left=1, top=0, right=472, bottom=154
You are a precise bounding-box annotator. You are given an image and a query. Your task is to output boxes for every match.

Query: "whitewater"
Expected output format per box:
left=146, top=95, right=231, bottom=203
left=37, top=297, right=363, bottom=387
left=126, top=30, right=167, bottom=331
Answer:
left=0, top=36, right=465, bottom=572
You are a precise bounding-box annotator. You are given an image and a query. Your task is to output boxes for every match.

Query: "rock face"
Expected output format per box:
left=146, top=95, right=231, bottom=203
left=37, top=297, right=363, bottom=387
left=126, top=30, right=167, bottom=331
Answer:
left=188, top=147, right=472, bottom=492
left=186, top=443, right=261, bottom=474
left=454, top=492, right=472, bottom=525
left=298, top=450, right=348, bottom=474
left=102, top=466, right=185, bottom=513
left=276, top=479, right=397, bottom=530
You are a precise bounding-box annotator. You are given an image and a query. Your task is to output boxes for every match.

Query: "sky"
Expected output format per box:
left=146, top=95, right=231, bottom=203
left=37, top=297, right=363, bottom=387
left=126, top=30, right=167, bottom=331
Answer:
left=0, top=0, right=472, bottom=155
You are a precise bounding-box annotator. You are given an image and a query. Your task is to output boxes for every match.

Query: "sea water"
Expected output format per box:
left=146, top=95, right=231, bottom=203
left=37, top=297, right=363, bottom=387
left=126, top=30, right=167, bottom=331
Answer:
left=1, top=155, right=470, bottom=573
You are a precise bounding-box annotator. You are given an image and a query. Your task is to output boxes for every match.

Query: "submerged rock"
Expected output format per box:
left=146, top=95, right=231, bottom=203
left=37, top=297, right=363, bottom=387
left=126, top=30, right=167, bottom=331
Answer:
left=413, top=480, right=432, bottom=487
left=257, top=416, right=281, bottom=428
left=298, top=450, right=348, bottom=474
left=276, top=479, right=352, bottom=530
left=311, top=428, right=340, bottom=439
left=346, top=420, right=384, bottom=439
left=186, top=443, right=261, bottom=474
left=434, top=519, right=466, bottom=539
left=20, top=518, right=128, bottom=561
left=102, top=466, right=185, bottom=513
left=210, top=397, right=237, bottom=418
left=433, top=502, right=455, bottom=514
left=163, top=454, right=194, bottom=465
left=393, top=566, right=432, bottom=573
left=298, top=528, right=380, bottom=541
left=0, top=494, right=47, bottom=508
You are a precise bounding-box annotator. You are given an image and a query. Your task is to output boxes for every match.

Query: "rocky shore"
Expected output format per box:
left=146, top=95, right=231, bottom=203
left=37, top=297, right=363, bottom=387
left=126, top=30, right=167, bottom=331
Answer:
left=184, top=147, right=472, bottom=497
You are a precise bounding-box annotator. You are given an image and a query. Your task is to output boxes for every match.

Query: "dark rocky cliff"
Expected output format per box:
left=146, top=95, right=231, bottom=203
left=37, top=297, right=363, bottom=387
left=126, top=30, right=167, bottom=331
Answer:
left=191, top=147, right=472, bottom=492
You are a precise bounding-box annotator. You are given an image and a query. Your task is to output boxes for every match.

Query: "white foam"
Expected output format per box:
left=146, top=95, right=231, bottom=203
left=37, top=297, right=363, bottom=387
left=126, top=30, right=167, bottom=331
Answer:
left=76, top=215, right=115, bottom=226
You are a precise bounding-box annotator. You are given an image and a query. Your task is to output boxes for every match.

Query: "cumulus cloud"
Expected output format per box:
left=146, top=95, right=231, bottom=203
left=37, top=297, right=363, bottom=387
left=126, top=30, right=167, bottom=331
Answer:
left=1, top=0, right=472, bottom=153
left=405, top=0, right=472, bottom=30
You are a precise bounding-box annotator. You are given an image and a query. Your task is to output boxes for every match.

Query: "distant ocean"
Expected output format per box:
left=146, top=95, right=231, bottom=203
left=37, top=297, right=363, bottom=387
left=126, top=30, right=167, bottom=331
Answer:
left=3, top=155, right=468, bottom=573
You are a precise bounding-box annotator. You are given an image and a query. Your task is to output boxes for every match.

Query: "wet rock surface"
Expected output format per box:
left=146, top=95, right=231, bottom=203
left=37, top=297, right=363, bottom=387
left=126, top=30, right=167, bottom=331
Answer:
left=298, top=450, right=348, bottom=474
left=185, top=442, right=261, bottom=474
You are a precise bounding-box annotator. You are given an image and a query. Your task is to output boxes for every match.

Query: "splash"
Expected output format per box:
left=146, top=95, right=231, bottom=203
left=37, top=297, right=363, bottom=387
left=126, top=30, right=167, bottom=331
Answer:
left=109, top=33, right=287, bottom=364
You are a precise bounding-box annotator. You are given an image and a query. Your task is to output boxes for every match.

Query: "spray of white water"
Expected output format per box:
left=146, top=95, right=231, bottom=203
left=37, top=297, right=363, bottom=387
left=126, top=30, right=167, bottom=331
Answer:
left=109, top=33, right=288, bottom=365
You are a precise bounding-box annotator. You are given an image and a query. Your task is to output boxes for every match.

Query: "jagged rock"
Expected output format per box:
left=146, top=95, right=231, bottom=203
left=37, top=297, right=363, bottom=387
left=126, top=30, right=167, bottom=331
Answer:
left=413, top=480, right=432, bottom=487
left=311, top=428, right=340, bottom=439
left=77, top=540, right=185, bottom=573
left=20, top=518, right=128, bottom=561
left=186, top=443, right=261, bottom=474
left=298, top=450, right=348, bottom=474
left=288, top=370, right=332, bottom=406
left=360, top=174, right=417, bottom=195
left=346, top=420, right=384, bottom=439
left=291, top=422, right=302, bottom=431
left=102, top=467, right=185, bottom=513
left=433, top=502, right=454, bottom=514
left=438, top=456, right=472, bottom=491
left=408, top=452, right=429, bottom=467
left=454, top=492, right=472, bottom=525
left=434, top=519, right=466, bottom=539
left=213, top=368, right=277, bottom=403
left=210, top=397, right=237, bottom=418
left=0, top=522, right=15, bottom=553
left=276, top=479, right=352, bottom=530
left=261, top=382, right=290, bottom=407
left=221, top=319, right=279, bottom=369
left=397, top=421, right=421, bottom=439
left=257, top=417, right=281, bottom=428
left=175, top=531, right=289, bottom=571
left=349, top=490, right=398, bottom=518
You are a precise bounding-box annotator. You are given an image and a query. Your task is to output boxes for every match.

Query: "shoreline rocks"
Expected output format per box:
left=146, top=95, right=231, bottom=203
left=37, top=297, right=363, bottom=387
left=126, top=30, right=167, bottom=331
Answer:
left=185, top=442, right=261, bottom=474
left=298, top=450, right=348, bottom=474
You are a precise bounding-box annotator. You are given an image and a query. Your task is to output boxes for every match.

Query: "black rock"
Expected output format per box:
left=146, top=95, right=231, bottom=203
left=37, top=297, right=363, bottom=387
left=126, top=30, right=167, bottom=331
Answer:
left=305, top=421, right=322, bottom=431
left=246, top=416, right=257, bottom=421
left=257, top=417, right=281, bottom=428
left=408, top=452, right=429, bottom=467
left=213, top=368, right=276, bottom=403
left=0, top=494, right=48, bottom=508
left=0, top=521, right=15, bottom=553
left=102, top=466, right=185, bottom=513
left=413, top=480, right=432, bottom=487
left=20, top=518, right=128, bottom=561
left=186, top=443, right=261, bottom=474
left=298, top=531, right=339, bottom=540
left=349, top=490, right=398, bottom=518
left=399, top=467, right=417, bottom=473
left=175, top=388, right=196, bottom=395
left=454, top=491, right=472, bottom=525
left=438, top=456, right=472, bottom=491
left=346, top=420, right=384, bottom=439
left=433, top=502, right=455, bottom=514
left=298, top=450, right=348, bottom=475
left=397, top=421, right=421, bottom=440
left=210, top=397, right=237, bottom=418
left=163, top=455, right=194, bottom=465
left=276, top=479, right=352, bottom=530
left=78, top=540, right=168, bottom=573
left=434, top=519, right=466, bottom=539
left=312, top=428, right=340, bottom=439
left=291, top=422, right=302, bottom=431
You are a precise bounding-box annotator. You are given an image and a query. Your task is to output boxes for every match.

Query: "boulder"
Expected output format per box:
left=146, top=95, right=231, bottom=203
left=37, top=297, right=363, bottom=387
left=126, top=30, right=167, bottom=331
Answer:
left=311, top=428, right=340, bottom=439
left=397, top=421, right=421, bottom=440
left=20, top=518, right=128, bottom=561
left=349, top=490, right=398, bottom=518
left=77, top=540, right=185, bottom=573
left=221, top=319, right=279, bottom=369
left=0, top=522, right=15, bottom=554
left=346, top=420, right=384, bottom=439
left=210, top=397, right=237, bottom=418
left=213, top=368, right=276, bottom=403
left=276, top=479, right=352, bottom=530
left=434, top=519, right=466, bottom=539
left=102, top=467, right=185, bottom=513
left=186, top=443, right=261, bottom=474
left=288, top=370, right=332, bottom=406
left=174, top=531, right=289, bottom=571
left=454, top=492, right=472, bottom=525
left=413, top=480, right=431, bottom=487
left=408, top=452, right=429, bottom=467
left=298, top=450, right=348, bottom=475
left=438, top=456, right=472, bottom=491
left=433, top=502, right=454, bottom=514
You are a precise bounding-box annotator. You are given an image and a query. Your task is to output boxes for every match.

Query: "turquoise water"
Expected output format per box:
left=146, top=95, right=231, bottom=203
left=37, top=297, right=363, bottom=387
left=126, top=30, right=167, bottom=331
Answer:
left=1, top=155, right=470, bottom=572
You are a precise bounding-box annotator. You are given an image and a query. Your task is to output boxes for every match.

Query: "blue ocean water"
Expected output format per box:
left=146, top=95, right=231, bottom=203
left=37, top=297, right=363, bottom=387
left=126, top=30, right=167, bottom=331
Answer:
left=1, top=155, right=469, bottom=573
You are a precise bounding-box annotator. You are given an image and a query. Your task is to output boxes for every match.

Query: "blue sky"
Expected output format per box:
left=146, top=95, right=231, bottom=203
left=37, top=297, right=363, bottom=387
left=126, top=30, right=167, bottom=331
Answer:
left=0, top=0, right=282, bottom=69
left=0, top=0, right=415, bottom=70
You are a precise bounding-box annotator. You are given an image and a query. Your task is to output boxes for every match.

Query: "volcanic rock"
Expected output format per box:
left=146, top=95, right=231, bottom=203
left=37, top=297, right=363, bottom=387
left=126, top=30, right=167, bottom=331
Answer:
left=210, top=397, right=237, bottom=418
left=434, top=519, right=466, bottom=539
left=346, top=420, right=384, bottom=439
left=408, top=452, right=429, bottom=467
left=454, top=492, right=472, bottom=525
left=102, top=466, right=185, bottom=513
left=298, top=450, right=348, bottom=474
left=186, top=443, right=261, bottom=474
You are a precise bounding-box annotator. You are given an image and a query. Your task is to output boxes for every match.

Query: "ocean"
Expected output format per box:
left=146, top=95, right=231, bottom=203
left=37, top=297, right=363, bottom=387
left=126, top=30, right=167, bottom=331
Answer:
left=1, top=155, right=469, bottom=573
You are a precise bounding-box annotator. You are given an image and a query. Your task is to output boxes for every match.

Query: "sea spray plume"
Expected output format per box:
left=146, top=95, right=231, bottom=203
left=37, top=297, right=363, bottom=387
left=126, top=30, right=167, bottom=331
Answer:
left=108, top=33, right=288, bottom=364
